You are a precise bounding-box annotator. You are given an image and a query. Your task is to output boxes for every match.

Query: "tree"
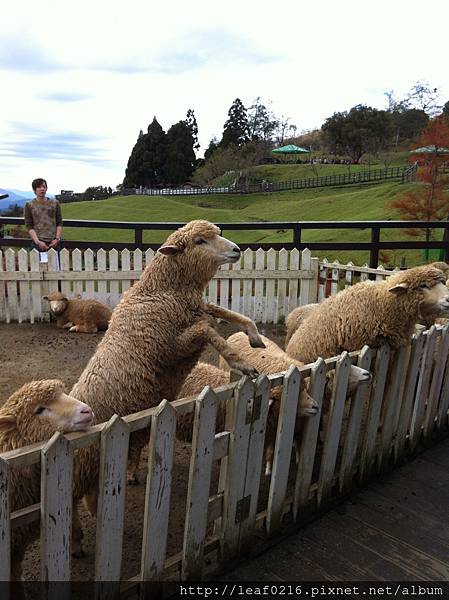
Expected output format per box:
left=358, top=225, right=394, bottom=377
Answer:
left=247, top=97, right=278, bottom=142
left=443, top=101, right=449, bottom=117
left=322, top=104, right=392, bottom=162
left=220, top=98, right=249, bottom=148
left=123, top=117, right=166, bottom=188
left=185, top=109, right=200, bottom=151
left=388, top=109, right=429, bottom=147
left=389, top=116, right=449, bottom=252
left=83, top=186, right=110, bottom=201
left=164, top=118, right=197, bottom=185
left=204, top=136, right=219, bottom=161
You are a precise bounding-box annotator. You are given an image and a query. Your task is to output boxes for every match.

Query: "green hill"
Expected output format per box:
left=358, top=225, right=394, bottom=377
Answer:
left=59, top=180, right=438, bottom=266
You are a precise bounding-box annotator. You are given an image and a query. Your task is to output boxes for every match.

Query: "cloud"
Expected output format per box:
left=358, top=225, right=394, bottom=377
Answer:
left=0, top=38, right=64, bottom=72
left=79, top=28, right=279, bottom=74
left=0, top=123, right=116, bottom=166
left=39, top=92, right=91, bottom=103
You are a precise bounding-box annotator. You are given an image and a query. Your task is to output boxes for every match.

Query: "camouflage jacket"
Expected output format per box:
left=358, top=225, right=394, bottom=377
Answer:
left=24, top=198, right=63, bottom=241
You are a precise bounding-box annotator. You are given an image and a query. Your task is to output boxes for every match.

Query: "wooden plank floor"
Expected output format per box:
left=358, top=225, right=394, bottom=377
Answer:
left=221, top=439, right=449, bottom=582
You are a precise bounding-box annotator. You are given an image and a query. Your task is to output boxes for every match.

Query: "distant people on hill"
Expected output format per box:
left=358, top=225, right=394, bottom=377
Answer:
left=24, top=178, right=63, bottom=252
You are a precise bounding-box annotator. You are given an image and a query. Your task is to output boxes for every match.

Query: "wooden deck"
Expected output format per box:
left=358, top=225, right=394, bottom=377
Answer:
left=221, top=439, right=449, bottom=582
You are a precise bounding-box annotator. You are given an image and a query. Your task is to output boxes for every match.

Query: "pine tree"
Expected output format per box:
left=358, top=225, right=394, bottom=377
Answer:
left=220, top=98, right=249, bottom=148
left=123, top=117, right=166, bottom=188
left=164, top=120, right=197, bottom=185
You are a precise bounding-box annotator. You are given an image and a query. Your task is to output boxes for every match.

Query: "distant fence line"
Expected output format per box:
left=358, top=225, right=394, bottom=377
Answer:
left=122, top=165, right=415, bottom=197
left=1, top=218, right=449, bottom=269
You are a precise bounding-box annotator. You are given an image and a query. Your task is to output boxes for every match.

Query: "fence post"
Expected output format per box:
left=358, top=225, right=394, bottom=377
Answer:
left=41, top=432, right=73, bottom=587
left=0, top=457, right=11, bottom=582
left=369, top=227, right=380, bottom=270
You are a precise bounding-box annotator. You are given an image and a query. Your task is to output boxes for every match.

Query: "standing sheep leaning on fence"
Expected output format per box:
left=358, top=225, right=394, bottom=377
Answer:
left=220, top=332, right=371, bottom=474
left=286, top=265, right=449, bottom=364
left=0, top=380, right=94, bottom=582
left=69, top=220, right=265, bottom=553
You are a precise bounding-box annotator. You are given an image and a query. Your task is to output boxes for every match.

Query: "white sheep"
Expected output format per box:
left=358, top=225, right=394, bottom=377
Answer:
left=68, top=220, right=265, bottom=553
left=286, top=265, right=449, bottom=364
left=0, top=380, right=94, bottom=581
left=43, top=291, right=112, bottom=333
left=220, top=332, right=371, bottom=474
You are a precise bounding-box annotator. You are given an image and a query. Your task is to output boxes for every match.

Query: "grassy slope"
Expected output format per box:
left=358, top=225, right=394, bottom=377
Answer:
left=61, top=180, right=435, bottom=265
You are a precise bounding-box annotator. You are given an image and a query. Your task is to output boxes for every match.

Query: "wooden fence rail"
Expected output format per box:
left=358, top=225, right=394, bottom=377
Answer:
left=1, top=327, right=449, bottom=588
left=0, top=248, right=400, bottom=325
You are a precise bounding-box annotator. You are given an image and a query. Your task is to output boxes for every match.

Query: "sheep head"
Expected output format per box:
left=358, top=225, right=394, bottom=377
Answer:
left=157, top=220, right=240, bottom=286
left=43, top=291, right=69, bottom=316
left=0, top=380, right=95, bottom=446
left=388, top=266, right=449, bottom=315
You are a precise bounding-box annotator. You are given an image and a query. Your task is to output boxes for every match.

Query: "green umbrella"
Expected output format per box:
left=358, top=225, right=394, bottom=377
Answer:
left=272, top=144, right=309, bottom=155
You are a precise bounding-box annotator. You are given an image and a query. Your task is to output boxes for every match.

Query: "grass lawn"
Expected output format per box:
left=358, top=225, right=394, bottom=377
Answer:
left=58, top=180, right=442, bottom=267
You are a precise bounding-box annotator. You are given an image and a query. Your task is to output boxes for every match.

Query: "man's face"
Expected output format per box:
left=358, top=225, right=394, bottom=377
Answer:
left=35, top=183, right=47, bottom=199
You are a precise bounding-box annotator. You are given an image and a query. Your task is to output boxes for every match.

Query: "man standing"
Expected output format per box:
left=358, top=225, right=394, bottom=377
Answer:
left=24, top=178, right=63, bottom=251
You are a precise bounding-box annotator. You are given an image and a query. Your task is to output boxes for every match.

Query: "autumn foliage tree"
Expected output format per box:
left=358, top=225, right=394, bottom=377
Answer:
left=389, top=116, right=449, bottom=248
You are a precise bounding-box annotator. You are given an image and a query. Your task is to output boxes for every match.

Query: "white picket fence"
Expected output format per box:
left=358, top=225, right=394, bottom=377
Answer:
left=0, top=248, right=396, bottom=324
left=1, top=325, right=449, bottom=587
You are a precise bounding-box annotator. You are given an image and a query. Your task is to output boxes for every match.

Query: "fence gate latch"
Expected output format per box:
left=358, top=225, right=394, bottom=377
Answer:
left=235, top=495, right=251, bottom=524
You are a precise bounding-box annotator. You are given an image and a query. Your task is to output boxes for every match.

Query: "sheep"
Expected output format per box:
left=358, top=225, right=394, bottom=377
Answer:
left=285, top=303, right=319, bottom=346
left=417, top=262, right=449, bottom=328
left=220, top=332, right=371, bottom=474
left=43, top=291, right=112, bottom=333
left=68, top=220, right=264, bottom=550
left=0, top=379, right=94, bottom=582
left=286, top=265, right=449, bottom=364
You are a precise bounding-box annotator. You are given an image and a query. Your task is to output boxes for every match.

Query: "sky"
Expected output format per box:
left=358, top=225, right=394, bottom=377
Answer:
left=1, top=0, right=449, bottom=194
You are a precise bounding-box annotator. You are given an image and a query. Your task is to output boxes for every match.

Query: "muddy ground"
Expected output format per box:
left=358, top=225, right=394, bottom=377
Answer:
left=0, top=320, right=286, bottom=582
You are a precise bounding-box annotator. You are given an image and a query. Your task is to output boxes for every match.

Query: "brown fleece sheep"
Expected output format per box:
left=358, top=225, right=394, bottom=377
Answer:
left=220, top=332, right=371, bottom=474
left=0, top=380, right=94, bottom=581
left=43, top=291, right=112, bottom=333
left=69, top=220, right=264, bottom=549
left=286, top=265, right=449, bottom=364
left=285, top=303, right=319, bottom=346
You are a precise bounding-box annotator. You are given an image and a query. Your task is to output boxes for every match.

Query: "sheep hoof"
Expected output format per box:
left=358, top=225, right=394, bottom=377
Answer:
left=127, top=473, right=140, bottom=486
left=249, top=334, right=266, bottom=349
left=69, top=325, right=78, bottom=332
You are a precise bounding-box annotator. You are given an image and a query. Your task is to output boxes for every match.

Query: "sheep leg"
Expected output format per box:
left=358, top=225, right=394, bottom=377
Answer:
left=62, top=322, right=73, bottom=329
left=72, top=504, right=86, bottom=558
left=83, top=487, right=99, bottom=515
left=69, top=323, right=99, bottom=333
left=204, top=303, right=266, bottom=348
left=177, top=321, right=258, bottom=378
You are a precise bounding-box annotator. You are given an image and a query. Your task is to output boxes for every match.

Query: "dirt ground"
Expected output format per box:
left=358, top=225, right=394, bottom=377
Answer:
left=0, top=320, right=286, bottom=582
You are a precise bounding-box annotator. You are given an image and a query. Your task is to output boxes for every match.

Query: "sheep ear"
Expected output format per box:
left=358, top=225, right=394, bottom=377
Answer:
left=157, top=245, right=183, bottom=256
left=389, top=282, right=408, bottom=295
left=0, top=414, right=16, bottom=432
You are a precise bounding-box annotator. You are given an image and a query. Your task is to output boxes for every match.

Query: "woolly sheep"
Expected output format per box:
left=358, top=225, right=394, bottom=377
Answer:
left=68, top=220, right=264, bottom=551
left=417, top=262, right=449, bottom=328
left=220, top=332, right=371, bottom=474
left=286, top=265, right=449, bottom=364
left=43, top=291, right=112, bottom=333
left=285, top=303, right=319, bottom=346
left=0, top=380, right=94, bottom=581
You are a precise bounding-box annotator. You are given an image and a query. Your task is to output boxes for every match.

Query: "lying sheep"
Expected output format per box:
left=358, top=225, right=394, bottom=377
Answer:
left=220, top=332, right=371, bottom=474
left=0, top=380, right=94, bottom=581
left=285, top=303, right=319, bottom=346
left=43, top=291, right=112, bottom=333
left=69, top=220, right=264, bottom=551
left=286, top=265, right=449, bottom=364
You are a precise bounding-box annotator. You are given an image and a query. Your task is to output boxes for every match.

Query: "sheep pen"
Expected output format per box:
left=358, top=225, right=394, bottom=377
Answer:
left=0, top=319, right=286, bottom=582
